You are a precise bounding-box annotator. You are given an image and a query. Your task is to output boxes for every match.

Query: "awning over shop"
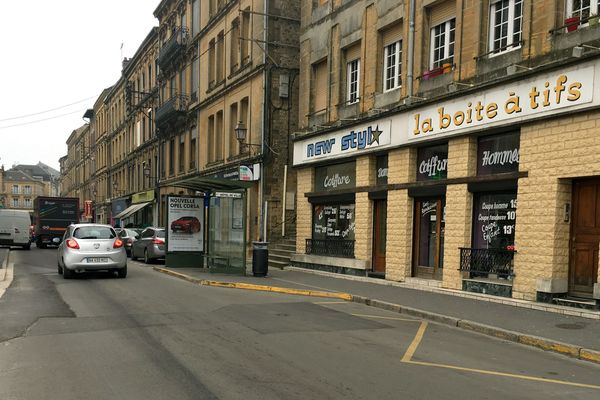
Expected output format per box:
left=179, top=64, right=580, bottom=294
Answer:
left=113, top=202, right=151, bottom=220
left=173, top=176, right=254, bottom=192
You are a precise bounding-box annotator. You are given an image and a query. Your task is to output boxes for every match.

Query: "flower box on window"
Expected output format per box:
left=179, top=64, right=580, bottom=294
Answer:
left=589, top=14, right=599, bottom=26
left=422, top=66, right=444, bottom=80
left=565, top=16, right=580, bottom=32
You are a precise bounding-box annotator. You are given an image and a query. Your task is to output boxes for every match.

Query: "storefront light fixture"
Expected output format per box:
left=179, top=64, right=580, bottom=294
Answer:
left=506, top=64, right=532, bottom=76
left=572, top=44, right=600, bottom=58
left=448, top=82, right=474, bottom=93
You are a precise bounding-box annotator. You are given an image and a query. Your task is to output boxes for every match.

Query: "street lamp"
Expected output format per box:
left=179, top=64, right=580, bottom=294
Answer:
left=235, top=121, right=261, bottom=153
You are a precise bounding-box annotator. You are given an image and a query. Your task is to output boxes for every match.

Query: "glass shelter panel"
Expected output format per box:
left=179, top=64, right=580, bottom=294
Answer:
left=208, top=193, right=245, bottom=269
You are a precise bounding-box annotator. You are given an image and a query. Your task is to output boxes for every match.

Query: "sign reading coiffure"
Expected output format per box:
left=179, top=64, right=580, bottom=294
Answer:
left=314, top=162, right=356, bottom=192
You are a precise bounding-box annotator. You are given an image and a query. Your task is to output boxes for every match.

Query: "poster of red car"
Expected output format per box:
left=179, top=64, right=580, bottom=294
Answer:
left=167, top=196, right=204, bottom=252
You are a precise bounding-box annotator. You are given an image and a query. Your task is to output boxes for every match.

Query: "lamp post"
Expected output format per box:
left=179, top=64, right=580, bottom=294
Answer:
left=234, top=121, right=261, bottom=154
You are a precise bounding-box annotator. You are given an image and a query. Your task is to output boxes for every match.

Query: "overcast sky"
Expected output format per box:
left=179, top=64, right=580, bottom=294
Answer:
left=0, top=1, right=159, bottom=171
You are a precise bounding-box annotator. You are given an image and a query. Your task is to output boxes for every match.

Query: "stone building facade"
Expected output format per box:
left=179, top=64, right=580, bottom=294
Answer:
left=293, top=0, right=600, bottom=305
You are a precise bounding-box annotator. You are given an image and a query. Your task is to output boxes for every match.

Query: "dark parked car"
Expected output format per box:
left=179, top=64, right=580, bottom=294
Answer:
left=118, top=228, right=142, bottom=256
left=131, top=227, right=165, bottom=264
left=170, top=216, right=201, bottom=233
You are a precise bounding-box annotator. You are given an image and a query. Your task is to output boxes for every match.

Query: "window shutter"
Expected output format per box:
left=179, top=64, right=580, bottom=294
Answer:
left=313, top=60, right=328, bottom=113
left=345, top=43, right=361, bottom=62
left=382, top=23, right=403, bottom=45
left=430, top=0, right=456, bottom=27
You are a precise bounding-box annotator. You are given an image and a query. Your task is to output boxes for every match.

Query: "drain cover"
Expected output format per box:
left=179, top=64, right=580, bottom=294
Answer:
left=555, top=323, right=586, bottom=330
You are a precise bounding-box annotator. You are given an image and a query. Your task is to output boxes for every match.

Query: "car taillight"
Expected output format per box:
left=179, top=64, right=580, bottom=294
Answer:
left=152, top=239, right=164, bottom=245
left=113, top=239, right=124, bottom=248
left=66, top=239, right=80, bottom=249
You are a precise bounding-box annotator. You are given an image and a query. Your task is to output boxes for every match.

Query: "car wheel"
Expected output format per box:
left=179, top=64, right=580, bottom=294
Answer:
left=23, top=242, right=31, bottom=250
left=117, top=265, right=128, bottom=278
left=63, top=267, right=74, bottom=279
left=57, top=264, right=63, bottom=275
left=144, top=249, right=151, bottom=264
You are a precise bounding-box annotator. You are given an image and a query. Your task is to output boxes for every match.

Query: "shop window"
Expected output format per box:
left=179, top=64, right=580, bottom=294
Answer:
left=477, top=132, right=520, bottom=175
left=472, top=192, right=517, bottom=250
left=417, top=144, right=448, bottom=181
left=312, top=204, right=356, bottom=241
left=489, top=0, right=522, bottom=55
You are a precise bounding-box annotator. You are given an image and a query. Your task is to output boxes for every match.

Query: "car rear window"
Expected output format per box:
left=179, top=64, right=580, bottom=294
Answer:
left=73, top=226, right=116, bottom=239
left=156, top=230, right=165, bottom=238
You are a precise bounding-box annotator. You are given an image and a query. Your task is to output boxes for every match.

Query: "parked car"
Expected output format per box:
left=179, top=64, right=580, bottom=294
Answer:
left=131, top=227, right=165, bottom=264
left=170, top=216, right=201, bottom=233
left=57, top=224, right=127, bottom=279
left=118, top=228, right=142, bottom=256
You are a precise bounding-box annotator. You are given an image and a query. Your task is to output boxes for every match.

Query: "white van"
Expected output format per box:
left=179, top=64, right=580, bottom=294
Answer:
left=0, top=209, right=32, bottom=250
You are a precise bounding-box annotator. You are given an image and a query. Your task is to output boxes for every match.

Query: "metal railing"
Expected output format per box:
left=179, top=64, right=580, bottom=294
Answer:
left=157, top=26, right=189, bottom=68
left=459, top=247, right=516, bottom=279
left=306, top=239, right=355, bottom=258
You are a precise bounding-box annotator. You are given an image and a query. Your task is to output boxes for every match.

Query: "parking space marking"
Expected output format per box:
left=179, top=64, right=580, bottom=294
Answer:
left=400, top=320, right=600, bottom=390
left=401, top=321, right=428, bottom=362
left=403, top=360, right=600, bottom=390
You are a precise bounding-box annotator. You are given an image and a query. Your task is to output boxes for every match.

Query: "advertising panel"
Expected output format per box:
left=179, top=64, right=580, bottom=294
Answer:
left=167, top=196, right=204, bottom=252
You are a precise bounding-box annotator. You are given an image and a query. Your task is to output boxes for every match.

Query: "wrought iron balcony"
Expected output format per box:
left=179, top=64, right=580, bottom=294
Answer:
left=157, top=27, right=189, bottom=70
left=305, top=239, right=355, bottom=258
left=155, top=93, right=188, bottom=131
left=459, top=247, right=516, bottom=279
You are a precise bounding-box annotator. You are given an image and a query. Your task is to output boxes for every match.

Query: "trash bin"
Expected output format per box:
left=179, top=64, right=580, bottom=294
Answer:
left=252, top=241, right=269, bottom=277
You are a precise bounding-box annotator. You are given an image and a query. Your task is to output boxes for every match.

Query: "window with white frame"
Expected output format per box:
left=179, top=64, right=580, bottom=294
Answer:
left=12, top=198, right=19, bottom=208
left=430, top=18, right=455, bottom=69
left=489, top=0, right=523, bottom=55
left=347, top=59, right=360, bottom=104
left=567, top=0, right=600, bottom=20
left=24, top=198, right=32, bottom=208
left=12, top=185, right=19, bottom=195
left=384, top=40, right=402, bottom=92
left=24, top=185, right=32, bottom=195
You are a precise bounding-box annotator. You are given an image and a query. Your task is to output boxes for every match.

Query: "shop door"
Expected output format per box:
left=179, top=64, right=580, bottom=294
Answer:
left=372, top=200, right=387, bottom=274
left=570, top=179, right=600, bottom=297
left=413, top=198, right=445, bottom=279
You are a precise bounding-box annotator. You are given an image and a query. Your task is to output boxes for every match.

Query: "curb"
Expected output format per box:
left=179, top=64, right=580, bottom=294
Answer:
left=152, top=267, right=353, bottom=301
left=153, top=266, right=599, bottom=366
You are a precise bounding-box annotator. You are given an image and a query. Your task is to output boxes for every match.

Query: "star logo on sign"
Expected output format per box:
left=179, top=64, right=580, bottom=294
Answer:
left=370, top=125, right=382, bottom=145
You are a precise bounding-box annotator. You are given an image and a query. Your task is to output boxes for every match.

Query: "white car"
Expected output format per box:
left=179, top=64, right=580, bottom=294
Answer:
left=57, top=224, right=127, bottom=279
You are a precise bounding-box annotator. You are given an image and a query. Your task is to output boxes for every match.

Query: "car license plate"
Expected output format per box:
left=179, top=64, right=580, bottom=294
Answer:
left=87, top=257, right=108, bottom=263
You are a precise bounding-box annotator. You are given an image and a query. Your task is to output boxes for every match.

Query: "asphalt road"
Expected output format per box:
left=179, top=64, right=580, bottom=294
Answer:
left=1, top=247, right=599, bottom=400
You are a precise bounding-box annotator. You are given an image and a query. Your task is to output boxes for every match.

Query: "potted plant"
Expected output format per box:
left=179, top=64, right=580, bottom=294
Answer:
left=565, top=15, right=580, bottom=32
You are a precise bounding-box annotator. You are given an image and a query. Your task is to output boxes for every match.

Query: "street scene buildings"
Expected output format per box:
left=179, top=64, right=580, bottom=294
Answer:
left=57, top=0, right=600, bottom=307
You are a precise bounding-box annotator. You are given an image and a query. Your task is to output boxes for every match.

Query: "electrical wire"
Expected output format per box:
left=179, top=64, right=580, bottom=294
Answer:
left=0, top=109, right=87, bottom=130
left=0, top=96, right=96, bottom=122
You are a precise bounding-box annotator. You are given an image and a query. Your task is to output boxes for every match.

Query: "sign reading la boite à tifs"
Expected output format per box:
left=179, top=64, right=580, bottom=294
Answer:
left=298, top=120, right=392, bottom=163
left=408, top=66, right=595, bottom=140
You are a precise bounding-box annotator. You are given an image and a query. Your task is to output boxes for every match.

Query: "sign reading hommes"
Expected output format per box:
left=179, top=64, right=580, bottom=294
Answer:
left=409, top=67, right=594, bottom=140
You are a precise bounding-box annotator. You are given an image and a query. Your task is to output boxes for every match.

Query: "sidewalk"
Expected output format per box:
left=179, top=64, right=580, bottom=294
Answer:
left=152, top=265, right=600, bottom=364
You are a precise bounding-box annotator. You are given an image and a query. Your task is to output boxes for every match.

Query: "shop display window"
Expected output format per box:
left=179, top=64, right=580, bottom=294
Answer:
left=472, top=192, right=517, bottom=250
left=312, top=204, right=356, bottom=241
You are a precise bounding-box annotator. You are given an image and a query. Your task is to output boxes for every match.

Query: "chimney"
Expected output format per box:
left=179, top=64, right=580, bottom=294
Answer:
left=122, top=57, right=131, bottom=71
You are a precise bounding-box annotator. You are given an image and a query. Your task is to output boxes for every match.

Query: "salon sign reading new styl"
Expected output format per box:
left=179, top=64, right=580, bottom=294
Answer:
left=304, top=120, right=391, bottom=160
left=409, top=66, right=594, bottom=139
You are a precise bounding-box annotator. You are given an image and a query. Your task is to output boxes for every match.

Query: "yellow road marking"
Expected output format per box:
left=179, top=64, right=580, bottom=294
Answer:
left=403, top=360, right=600, bottom=390
left=351, top=313, right=420, bottom=322
left=401, top=321, right=428, bottom=362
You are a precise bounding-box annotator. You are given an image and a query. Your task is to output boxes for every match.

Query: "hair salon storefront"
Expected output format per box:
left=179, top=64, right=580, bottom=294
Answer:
left=293, top=58, right=600, bottom=305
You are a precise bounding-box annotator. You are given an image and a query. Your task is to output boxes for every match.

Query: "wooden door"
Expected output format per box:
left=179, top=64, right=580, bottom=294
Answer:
left=413, top=198, right=444, bottom=279
left=570, top=179, right=600, bottom=297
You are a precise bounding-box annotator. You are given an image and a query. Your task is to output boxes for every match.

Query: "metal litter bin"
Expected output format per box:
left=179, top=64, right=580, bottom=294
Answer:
left=252, top=241, right=269, bottom=277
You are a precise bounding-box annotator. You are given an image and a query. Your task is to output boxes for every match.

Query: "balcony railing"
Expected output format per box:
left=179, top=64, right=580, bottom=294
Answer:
left=157, top=26, right=189, bottom=69
left=306, top=239, right=355, bottom=258
left=459, top=248, right=516, bottom=279
left=155, top=93, right=189, bottom=131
